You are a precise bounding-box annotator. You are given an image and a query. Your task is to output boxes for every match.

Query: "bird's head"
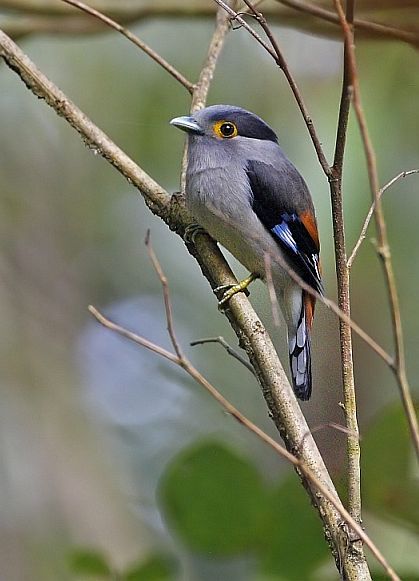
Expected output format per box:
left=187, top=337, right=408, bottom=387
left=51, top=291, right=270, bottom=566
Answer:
left=170, top=104, right=278, bottom=144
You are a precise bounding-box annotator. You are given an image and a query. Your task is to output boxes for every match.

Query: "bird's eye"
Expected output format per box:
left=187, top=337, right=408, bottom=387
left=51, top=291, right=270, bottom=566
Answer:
left=220, top=122, right=236, bottom=137
left=213, top=120, right=238, bottom=139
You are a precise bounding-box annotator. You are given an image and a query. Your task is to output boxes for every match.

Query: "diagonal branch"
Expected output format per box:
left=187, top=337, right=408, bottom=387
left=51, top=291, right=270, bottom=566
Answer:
left=348, top=169, right=419, bottom=268
left=61, top=0, right=194, bottom=93
left=190, top=336, right=257, bottom=376
left=145, top=231, right=185, bottom=361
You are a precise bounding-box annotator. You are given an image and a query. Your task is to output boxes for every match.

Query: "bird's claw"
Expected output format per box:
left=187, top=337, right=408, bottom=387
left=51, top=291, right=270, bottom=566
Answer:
left=215, top=283, right=250, bottom=310
left=215, top=273, right=258, bottom=310
left=183, top=223, right=206, bottom=244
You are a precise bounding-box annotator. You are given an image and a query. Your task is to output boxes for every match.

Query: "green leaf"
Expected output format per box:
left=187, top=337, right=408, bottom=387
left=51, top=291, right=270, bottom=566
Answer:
left=69, top=548, right=111, bottom=578
left=123, top=553, right=176, bottom=580
left=159, top=440, right=268, bottom=555
left=362, top=404, right=419, bottom=526
left=258, top=476, right=329, bottom=580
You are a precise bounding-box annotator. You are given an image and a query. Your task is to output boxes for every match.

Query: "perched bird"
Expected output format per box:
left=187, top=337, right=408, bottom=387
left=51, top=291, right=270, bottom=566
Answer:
left=170, top=105, right=322, bottom=400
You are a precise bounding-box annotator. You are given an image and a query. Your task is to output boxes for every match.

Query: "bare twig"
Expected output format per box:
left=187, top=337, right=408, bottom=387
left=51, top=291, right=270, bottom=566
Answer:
left=190, top=336, right=257, bottom=376
left=334, top=0, right=419, bottom=462
left=311, top=421, right=360, bottom=439
left=245, top=0, right=333, bottom=173
left=348, top=169, right=419, bottom=268
left=205, top=0, right=277, bottom=57
left=224, top=2, right=363, bottom=531
left=0, top=14, right=112, bottom=39
left=88, top=305, right=178, bottom=365
left=222, top=18, right=365, bottom=527
left=61, top=0, right=194, bottom=93
left=145, top=231, right=184, bottom=360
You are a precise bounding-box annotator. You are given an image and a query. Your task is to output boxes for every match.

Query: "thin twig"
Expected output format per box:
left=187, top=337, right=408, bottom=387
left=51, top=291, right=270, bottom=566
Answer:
left=299, top=420, right=360, bottom=452
left=61, top=0, right=194, bottom=93
left=333, top=0, right=419, bottom=461
left=212, top=0, right=277, bottom=57
left=348, top=169, right=419, bottom=268
left=145, top=231, right=184, bottom=360
left=311, top=422, right=360, bottom=439
left=88, top=305, right=178, bottom=364
left=225, top=13, right=365, bottom=530
left=190, top=336, right=257, bottom=376
left=332, top=1, right=353, bottom=174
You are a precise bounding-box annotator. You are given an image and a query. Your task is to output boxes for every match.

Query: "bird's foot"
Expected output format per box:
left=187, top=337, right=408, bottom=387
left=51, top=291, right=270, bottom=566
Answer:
left=183, top=223, right=206, bottom=244
left=216, top=273, right=259, bottom=310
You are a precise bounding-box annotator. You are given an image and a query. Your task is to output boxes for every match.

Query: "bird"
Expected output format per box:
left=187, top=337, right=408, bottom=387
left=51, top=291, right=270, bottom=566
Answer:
left=170, top=105, right=322, bottom=401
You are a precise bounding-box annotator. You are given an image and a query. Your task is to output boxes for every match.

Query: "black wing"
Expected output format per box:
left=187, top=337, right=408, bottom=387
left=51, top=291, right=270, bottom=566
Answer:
left=246, top=159, right=323, bottom=294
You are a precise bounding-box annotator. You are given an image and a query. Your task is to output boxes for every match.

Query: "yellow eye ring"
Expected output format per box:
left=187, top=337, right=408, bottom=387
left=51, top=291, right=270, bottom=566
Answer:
left=213, top=120, right=238, bottom=139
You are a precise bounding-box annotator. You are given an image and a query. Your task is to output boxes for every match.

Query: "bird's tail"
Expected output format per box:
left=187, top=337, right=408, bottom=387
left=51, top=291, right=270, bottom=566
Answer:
left=287, top=291, right=315, bottom=401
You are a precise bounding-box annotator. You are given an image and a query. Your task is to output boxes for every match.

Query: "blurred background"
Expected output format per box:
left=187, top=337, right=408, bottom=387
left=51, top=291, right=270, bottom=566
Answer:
left=0, top=1, right=418, bottom=579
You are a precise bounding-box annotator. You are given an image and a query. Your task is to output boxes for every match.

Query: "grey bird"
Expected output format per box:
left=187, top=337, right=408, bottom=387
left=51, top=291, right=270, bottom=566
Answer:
left=170, top=105, right=322, bottom=400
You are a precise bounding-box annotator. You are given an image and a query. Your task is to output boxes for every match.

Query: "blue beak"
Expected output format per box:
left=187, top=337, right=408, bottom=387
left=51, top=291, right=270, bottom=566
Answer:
left=170, top=115, right=203, bottom=135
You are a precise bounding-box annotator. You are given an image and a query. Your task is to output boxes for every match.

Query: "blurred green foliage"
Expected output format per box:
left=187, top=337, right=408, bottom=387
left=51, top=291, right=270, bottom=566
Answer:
left=160, top=441, right=268, bottom=555
left=70, top=548, right=175, bottom=580
left=259, top=478, right=329, bottom=580
left=70, top=549, right=112, bottom=578
left=65, top=402, right=416, bottom=579
left=363, top=405, right=419, bottom=528
left=122, top=554, right=176, bottom=581
left=156, top=404, right=419, bottom=579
